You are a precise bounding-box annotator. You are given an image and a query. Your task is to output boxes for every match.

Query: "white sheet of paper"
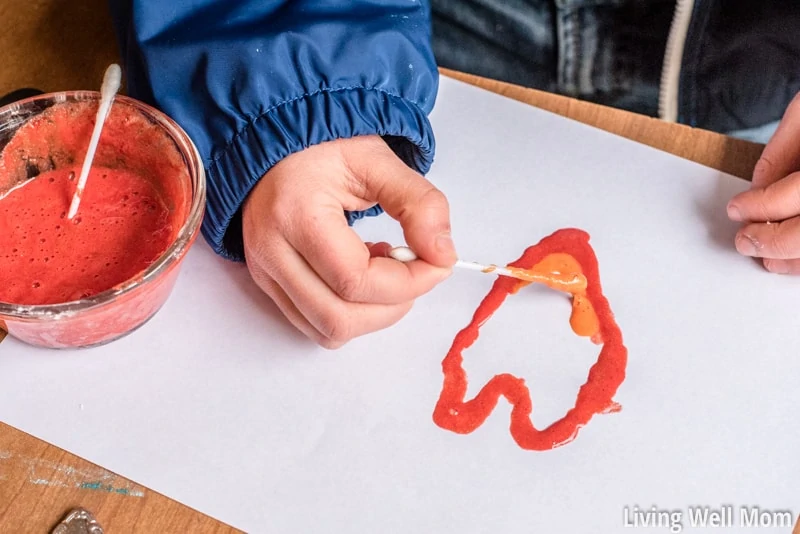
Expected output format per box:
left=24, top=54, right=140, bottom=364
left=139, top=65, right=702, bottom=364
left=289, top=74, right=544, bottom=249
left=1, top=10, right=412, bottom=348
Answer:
left=1, top=77, right=798, bottom=533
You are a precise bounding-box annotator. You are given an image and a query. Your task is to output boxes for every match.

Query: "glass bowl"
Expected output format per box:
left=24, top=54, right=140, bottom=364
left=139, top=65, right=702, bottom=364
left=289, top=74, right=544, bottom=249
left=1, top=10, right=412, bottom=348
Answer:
left=0, top=92, right=206, bottom=349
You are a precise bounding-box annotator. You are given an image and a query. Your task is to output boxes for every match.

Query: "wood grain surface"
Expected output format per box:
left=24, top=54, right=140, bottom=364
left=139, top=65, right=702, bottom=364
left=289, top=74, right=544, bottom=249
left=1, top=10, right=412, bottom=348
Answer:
left=1, top=1, right=787, bottom=532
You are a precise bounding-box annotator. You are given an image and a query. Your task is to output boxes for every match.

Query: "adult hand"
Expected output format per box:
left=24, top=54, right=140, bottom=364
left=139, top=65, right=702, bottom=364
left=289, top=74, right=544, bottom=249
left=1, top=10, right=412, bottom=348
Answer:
left=242, top=135, right=456, bottom=348
left=727, top=92, right=800, bottom=273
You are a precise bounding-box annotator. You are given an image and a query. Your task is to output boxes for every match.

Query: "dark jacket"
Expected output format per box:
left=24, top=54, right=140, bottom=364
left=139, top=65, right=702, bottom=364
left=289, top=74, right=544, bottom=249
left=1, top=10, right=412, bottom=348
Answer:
left=678, top=1, right=800, bottom=132
left=432, top=0, right=800, bottom=133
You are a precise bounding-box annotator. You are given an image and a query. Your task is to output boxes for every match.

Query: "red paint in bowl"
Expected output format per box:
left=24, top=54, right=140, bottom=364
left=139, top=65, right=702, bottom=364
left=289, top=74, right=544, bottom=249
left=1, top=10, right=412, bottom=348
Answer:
left=0, top=92, right=205, bottom=349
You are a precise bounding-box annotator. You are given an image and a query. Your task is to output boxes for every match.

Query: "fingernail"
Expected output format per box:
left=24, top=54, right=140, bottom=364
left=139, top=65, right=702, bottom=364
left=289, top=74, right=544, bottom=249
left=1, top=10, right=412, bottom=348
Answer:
left=736, top=233, right=761, bottom=256
left=436, top=232, right=457, bottom=258
left=764, top=259, right=789, bottom=274
left=727, top=203, right=742, bottom=221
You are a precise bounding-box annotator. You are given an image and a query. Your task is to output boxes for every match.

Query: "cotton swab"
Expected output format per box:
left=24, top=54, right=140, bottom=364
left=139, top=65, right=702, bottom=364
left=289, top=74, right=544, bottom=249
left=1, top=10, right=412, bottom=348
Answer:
left=389, top=246, right=524, bottom=281
left=388, top=246, right=586, bottom=289
left=67, top=64, right=123, bottom=220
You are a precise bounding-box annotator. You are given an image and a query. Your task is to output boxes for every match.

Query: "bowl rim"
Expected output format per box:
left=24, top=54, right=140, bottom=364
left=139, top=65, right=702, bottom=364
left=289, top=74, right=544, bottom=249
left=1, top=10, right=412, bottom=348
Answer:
left=0, top=90, right=206, bottom=320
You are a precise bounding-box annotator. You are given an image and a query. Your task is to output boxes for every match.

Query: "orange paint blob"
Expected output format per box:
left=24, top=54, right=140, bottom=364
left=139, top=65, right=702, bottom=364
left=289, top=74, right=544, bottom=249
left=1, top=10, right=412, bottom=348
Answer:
left=508, top=253, right=598, bottom=339
left=432, top=228, right=627, bottom=450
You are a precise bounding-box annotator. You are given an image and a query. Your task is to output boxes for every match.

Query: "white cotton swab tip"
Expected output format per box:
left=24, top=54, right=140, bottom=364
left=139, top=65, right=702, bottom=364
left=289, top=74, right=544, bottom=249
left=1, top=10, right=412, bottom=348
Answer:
left=67, top=64, right=123, bottom=220
left=387, top=246, right=418, bottom=263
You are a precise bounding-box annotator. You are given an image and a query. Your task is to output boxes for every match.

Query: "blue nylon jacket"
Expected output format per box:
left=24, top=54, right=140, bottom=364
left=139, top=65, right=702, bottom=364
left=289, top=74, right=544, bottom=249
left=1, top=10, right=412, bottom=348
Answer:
left=109, top=0, right=438, bottom=261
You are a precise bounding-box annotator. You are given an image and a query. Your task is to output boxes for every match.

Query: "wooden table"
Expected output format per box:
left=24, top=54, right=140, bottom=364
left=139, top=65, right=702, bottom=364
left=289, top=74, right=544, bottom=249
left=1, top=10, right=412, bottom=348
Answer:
left=0, top=1, right=791, bottom=532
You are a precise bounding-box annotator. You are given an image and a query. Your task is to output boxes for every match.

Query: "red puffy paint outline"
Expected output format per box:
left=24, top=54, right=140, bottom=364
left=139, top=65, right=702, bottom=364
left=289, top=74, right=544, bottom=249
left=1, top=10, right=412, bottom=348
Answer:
left=432, top=228, right=627, bottom=450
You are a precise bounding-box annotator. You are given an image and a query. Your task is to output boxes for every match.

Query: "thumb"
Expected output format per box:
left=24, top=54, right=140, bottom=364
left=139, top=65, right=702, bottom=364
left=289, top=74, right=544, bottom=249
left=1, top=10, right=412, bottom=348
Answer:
left=359, top=149, right=457, bottom=267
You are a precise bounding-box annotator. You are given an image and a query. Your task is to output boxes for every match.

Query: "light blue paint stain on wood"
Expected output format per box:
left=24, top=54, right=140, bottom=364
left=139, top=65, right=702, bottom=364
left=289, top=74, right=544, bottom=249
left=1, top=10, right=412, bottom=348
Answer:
left=80, top=481, right=145, bottom=497
left=0, top=451, right=145, bottom=498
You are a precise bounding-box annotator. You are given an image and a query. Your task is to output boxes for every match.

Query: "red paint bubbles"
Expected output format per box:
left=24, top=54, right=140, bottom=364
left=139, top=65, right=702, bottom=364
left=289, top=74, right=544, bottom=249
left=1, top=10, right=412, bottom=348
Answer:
left=0, top=167, right=175, bottom=306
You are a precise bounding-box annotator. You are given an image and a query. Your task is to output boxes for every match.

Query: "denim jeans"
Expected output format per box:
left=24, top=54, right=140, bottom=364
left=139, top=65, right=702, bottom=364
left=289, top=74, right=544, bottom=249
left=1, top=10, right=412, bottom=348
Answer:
left=431, top=0, right=676, bottom=118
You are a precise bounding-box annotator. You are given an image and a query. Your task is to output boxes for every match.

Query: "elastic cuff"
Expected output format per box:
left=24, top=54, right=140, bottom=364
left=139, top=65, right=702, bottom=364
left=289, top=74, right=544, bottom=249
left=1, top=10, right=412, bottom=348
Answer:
left=202, top=87, right=436, bottom=262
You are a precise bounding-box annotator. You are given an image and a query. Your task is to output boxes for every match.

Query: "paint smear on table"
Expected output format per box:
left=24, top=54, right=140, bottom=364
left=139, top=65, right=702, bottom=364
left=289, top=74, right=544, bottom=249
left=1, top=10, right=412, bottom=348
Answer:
left=433, top=228, right=628, bottom=450
left=0, top=449, right=145, bottom=497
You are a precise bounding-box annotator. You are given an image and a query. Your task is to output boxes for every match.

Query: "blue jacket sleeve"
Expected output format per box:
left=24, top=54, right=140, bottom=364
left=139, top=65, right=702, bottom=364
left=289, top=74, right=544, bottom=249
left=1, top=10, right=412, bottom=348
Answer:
left=108, top=0, right=438, bottom=261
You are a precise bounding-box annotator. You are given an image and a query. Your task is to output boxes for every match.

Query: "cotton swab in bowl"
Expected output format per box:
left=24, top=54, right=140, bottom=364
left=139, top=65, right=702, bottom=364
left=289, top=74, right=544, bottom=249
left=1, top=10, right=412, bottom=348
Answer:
left=388, top=246, right=586, bottom=290
left=67, top=63, right=122, bottom=219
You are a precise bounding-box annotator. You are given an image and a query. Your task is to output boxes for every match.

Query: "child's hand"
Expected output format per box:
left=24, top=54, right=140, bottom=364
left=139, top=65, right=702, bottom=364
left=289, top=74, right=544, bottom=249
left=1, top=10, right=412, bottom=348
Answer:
left=242, top=136, right=456, bottom=348
left=727, top=93, right=800, bottom=273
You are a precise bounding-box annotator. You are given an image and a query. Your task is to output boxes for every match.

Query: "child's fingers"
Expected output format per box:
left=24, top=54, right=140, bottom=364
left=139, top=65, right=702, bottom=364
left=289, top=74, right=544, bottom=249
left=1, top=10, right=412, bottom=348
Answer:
left=245, top=230, right=415, bottom=348
left=366, top=242, right=393, bottom=257
left=727, top=171, right=800, bottom=222
left=246, top=264, right=325, bottom=345
left=762, top=258, right=800, bottom=275
left=735, top=216, right=800, bottom=259
left=267, top=241, right=414, bottom=346
left=286, top=203, right=450, bottom=305
left=752, top=91, right=800, bottom=189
